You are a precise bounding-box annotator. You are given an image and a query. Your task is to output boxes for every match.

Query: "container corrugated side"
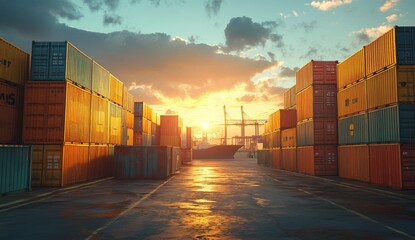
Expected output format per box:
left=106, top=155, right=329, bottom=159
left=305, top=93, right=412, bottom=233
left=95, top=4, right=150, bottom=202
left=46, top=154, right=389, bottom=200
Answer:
left=281, top=147, right=297, bottom=172
left=296, top=60, right=337, bottom=93
left=337, top=48, right=365, bottom=89
left=109, top=74, right=123, bottom=106
left=337, top=80, right=367, bottom=117
left=297, top=84, right=337, bottom=122
left=368, top=104, right=415, bottom=143
left=0, top=81, right=23, bottom=144
left=88, top=144, right=110, bottom=180
left=0, top=38, right=30, bottom=86
left=160, top=136, right=181, bottom=147
left=369, top=144, right=402, bottom=189
left=122, top=87, right=134, bottom=113
left=297, top=118, right=337, bottom=146
left=366, top=65, right=415, bottom=110
left=31, top=41, right=93, bottom=89
left=338, top=112, right=368, bottom=145
left=281, top=128, right=296, bottom=148
left=23, top=81, right=91, bottom=144
left=90, top=93, right=109, bottom=144
left=297, top=145, right=338, bottom=176
left=160, top=115, right=180, bottom=136
left=338, top=145, right=370, bottom=182
left=284, top=85, right=297, bottom=109
left=0, top=145, right=32, bottom=194
left=401, top=144, right=415, bottom=189
left=277, top=109, right=297, bottom=130
left=92, top=61, right=109, bottom=98
left=109, top=102, right=122, bottom=145
left=134, top=102, right=144, bottom=117
left=31, top=145, right=44, bottom=186
left=272, top=148, right=282, bottom=169
left=365, top=26, right=415, bottom=76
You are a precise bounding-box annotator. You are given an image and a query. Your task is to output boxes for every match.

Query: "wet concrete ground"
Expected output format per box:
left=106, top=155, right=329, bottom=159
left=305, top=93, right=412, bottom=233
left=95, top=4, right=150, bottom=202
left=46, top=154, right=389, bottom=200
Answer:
left=1, top=158, right=415, bottom=239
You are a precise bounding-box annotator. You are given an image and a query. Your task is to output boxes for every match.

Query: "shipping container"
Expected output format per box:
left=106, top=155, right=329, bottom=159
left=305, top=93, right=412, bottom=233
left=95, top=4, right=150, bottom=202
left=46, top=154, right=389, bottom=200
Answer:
left=296, top=118, right=337, bottom=146
left=31, top=41, right=92, bottom=89
left=297, top=84, right=337, bottom=122
left=401, top=144, right=415, bottom=189
left=281, top=128, right=296, bottom=148
left=337, top=80, right=367, bottom=117
left=263, top=149, right=273, bottom=167
left=91, top=61, right=110, bottom=98
left=337, top=48, right=365, bottom=89
left=114, top=146, right=173, bottom=179
left=366, top=65, right=415, bottom=110
left=160, top=136, right=181, bottom=147
left=186, top=127, right=192, bottom=149
left=272, top=148, right=282, bottom=169
left=365, top=26, right=415, bottom=76
left=32, top=144, right=89, bottom=187
left=271, top=130, right=281, bottom=148
left=122, top=87, right=134, bottom=113
left=368, top=104, right=415, bottom=143
left=0, top=38, right=30, bottom=86
left=23, top=81, right=91, bottom=144
left=0, top=81, right=23, bottom=144
left=338, top=112, right=368, bottom=145
left=0, top=145, right=32, bottom=194
left=133, top=132, right=152, bottom=146
left=284, top=85, right=297, bottom=109
left=160, top=115, right=182, bottom=136
left=109, top=102, right=122, bottom=145
left=269, top=109, right=297, bottom=131
left=90, top=93, right=109, bottom=144
left=171, top=147, right=181, bottom=174
left=257, top=150, right=265, bottom=165
left=338, top=145, right=370, bottom=182
left=109, top=74, right=123, bottom=106
left=281, top=147, right=297, bottom=172
left=134, top=102, right=144, bottom=117
left=88, top=144, right=111, bottom=180
left=297, top=145, right=338, bottom=176
left=181, top=148, right=192, bottom=163
left=296, top=60, right=337, bottom=93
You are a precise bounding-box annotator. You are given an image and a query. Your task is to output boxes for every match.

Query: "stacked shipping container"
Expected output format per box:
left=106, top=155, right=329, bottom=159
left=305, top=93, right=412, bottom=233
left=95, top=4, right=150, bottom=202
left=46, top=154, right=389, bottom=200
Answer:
left=133, top=102, right=158, bottom=146
left=296, top=60, right=338, bottom=176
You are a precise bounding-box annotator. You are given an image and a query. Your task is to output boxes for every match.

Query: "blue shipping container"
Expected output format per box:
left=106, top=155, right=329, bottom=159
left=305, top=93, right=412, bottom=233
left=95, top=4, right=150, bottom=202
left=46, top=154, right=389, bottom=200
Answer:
left=368, top=104, right=415, bottom=143
left=0, top=145, right=32, bottom=194
left=338, top=112, right=369, bottom=145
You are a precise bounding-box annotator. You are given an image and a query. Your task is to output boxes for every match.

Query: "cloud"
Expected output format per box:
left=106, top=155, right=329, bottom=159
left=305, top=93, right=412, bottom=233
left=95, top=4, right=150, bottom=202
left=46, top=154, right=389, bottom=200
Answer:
left=279, top=66, right=299, bottom=78
left=297, top=20, right=317, bottom=33
left=224, top=16, right=283, bottom=52
left=310, top=0, right=352, bottom=11
left=386, top=14, right=398, bottom=22
left=352, top=25, right=392, bottom=43
left=103, top=13, right=122, bottom=25
left=205, top=0, right=223, bottom=17
left=293, top=10, right=299, bottom=17
left=380, top=0, right=399, bottom=12
left=84, top=0, right=120, bottom=11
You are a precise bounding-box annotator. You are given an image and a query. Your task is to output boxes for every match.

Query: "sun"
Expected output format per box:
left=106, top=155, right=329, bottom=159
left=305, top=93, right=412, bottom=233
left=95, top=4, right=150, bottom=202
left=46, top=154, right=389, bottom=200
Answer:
left=203, top=123, right=209, bottom=129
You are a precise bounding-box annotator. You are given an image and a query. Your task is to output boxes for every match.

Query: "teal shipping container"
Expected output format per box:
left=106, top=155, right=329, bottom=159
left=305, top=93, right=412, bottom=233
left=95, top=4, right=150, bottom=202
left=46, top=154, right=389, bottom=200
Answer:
left=92, top=61, right=110, bottom=98
left=114, top=146, right=172, bottom=179
left=338, top=112, right=369, bottom=145
left=31, top=41, right=92, bottom=89
left=368, top=104, right=415, bottom=143
left=296, top=118, right=337, bottom=146
left=0, top=145, right=32, bottom=194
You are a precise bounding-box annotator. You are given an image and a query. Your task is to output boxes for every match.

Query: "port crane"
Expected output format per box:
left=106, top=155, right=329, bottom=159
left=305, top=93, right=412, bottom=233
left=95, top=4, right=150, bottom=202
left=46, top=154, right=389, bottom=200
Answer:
left=222, top=105, right=267, bottom=149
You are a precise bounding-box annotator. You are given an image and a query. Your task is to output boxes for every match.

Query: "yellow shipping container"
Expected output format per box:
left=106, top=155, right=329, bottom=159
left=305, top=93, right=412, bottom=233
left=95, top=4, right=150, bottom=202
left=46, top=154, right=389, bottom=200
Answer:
left=337, top=80, right=367, bottom=117
left=337, top=48, right=365, bottom=89
left=367, top=65, right=415, bottom=110
left=0, top=38, right=30, bottom=86
left=109, top=74, right=123, bottom=106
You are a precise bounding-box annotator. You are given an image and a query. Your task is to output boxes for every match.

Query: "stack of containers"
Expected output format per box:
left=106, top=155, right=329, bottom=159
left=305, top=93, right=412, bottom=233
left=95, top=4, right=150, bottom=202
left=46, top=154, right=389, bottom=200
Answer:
left=181, top=127, right=193, bottom=163
left=258, top=120, right=272, bottom=166
left=24, top=41, right=130, bottom=187
left=365, top=26, right=415, bottom=189
left=283, top=85, right=297, bottom=110
left=133, top=102, right=156, bottom=146
left=121, top=86, right=134, bottom=146
left=0, top=38, right=32, bottom=194
left=274, top=110, right=297, bottom=170
left=159, top=115, right=183, bottom=173
left=296, top=60, right=338, bottom=176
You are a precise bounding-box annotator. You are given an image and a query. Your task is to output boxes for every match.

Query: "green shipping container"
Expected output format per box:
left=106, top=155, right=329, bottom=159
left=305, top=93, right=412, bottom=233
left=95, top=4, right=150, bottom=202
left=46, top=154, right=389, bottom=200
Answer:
left=0, top=145, right=32, bottom=194
left=338, top=112, right=369, bottom=145
left=92, top=61, right=110, bottom=98
left=368, top=104, right=415, bottom=143
left=31, top=41, right=93, bottom=89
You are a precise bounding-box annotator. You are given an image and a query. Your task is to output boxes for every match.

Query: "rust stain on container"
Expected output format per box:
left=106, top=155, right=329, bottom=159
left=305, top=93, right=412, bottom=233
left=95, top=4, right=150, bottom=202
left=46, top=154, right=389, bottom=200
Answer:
left=297, top=145, right=338, bottom=176
left=0, top=38, right=30, bottom=86
left=337, top=80, right=367, bottom=117
left=337, top=48, right=365, bottom=89
left=338, top=144, right=370, bottom=182
left=296, top=60, right=337, bottom=93
left=23, top=81, right=91, bottom=144
left=0, top=81, right=23, bottom=144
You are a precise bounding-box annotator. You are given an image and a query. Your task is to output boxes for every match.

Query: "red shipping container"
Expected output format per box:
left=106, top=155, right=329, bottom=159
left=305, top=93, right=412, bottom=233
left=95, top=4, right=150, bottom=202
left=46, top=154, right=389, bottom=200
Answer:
left=160, top=115, right=182, bottom=137
left=369, top=144, right=415, bottom=190
left=297, top=145, right=338, bottom=176
left=272, top=148, right=282, bottom=169
left=23, top=81, right=91, bottom=144
left=0, top=81, right=23, bottom=144
left=296, top=60, right=337, bottom=93
left=89, top=144, right=111, bottom=180
left=281, top=148, right=297, bottom=172
left=133, top=132, right=143, bottom=146
left=338, top=145, right=370, bottom=182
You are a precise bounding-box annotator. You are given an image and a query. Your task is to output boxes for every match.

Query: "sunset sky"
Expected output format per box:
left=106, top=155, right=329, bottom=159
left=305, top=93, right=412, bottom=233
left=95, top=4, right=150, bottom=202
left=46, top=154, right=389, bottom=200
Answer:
left=1, top=0, right=414, bottom=139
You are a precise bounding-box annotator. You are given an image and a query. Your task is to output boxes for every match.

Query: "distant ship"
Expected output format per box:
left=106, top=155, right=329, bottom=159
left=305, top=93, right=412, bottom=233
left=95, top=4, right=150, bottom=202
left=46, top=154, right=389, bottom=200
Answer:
left=192, top=144, right=243, bottom=159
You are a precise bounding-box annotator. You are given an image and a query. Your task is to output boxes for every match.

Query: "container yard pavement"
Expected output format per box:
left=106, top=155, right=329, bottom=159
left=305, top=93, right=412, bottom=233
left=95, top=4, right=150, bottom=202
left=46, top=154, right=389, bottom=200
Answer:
left=1, top=158, right=415, bottom=240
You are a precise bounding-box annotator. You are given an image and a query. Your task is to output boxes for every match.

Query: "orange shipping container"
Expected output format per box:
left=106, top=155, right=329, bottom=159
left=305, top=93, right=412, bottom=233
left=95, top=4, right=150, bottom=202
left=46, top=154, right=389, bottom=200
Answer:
left=0, top=38, right=30, bottom=86
left=297, top=84, right=337, bottom=122
left=122, top=86, right=134, bottom=113
left=281, top=128, right=296, bottom=148
left=337, top=80, right=367, bottom=117
left=297, top=145, right=338, bottom=176
left=283, top=85, right=297, bottom=109
left=337, top=48, right=365, bottom=89
left=272, top=148, right=282, bottom=169
left=338, top=145, right=370, bottom=182
left=281, top=147, right=297, bottom=172
left=89, top=144, right=111, bottom=180
left=109, top=74, right=123, bottom=106
left=366, top=65, right=415, bottom=110
left=90, top=93, right=109, bottom=144
left=0, top=81, right=23, bottom=144
left=160, top=115, right=181, bottom=137
left=23, top=81, right=91, bottom=144
left=160, top=136, right=181, bottom=147
left=271, top=109, right=297, bottom=131
left=109, top=102, right=122, bottom=145
left=296, top=60, right=337, bottom=93
left=31, top=144, right=89, bottom=187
